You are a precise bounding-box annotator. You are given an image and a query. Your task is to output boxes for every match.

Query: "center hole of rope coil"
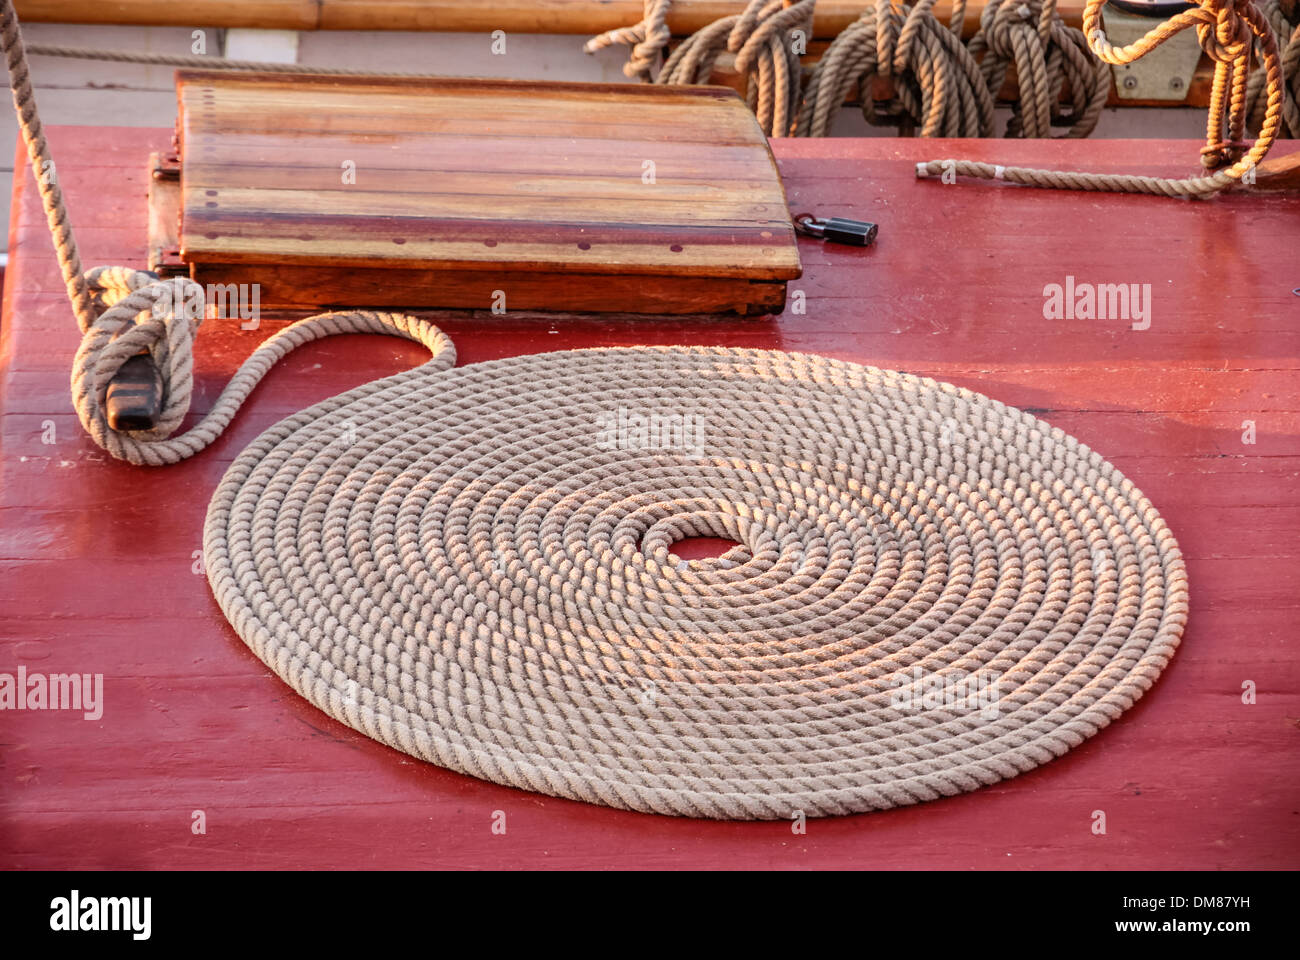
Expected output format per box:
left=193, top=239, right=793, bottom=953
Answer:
left=669, top=536, right=742, bottom=562
left=634, top=509, right=752, bottom=570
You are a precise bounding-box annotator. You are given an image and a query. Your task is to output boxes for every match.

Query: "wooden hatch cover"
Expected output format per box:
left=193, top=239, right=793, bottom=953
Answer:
left=148, top=71, right=803, bottom=316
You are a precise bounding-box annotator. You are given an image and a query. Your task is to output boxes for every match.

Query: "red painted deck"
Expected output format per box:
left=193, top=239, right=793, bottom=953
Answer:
left=2, top=128, right=1298, bottom=870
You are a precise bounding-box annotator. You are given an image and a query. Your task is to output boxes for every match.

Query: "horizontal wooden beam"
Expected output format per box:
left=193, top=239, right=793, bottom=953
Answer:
left=16, top=1, right=321, bottom=30
left=16, top=1, right=1085, bottom=36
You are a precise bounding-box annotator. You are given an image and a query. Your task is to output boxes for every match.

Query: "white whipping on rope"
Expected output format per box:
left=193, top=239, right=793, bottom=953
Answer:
left=5, top=1, right=1187, bottom=818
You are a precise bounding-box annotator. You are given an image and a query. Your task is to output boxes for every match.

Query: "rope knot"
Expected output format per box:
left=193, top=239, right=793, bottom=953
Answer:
left=729, top=0, right=815, bottom=76
left=72, top=273, right=204, bottom=460
left=583, top=0, right=672, bottom=81
left=979, top=0, right=1049, bottom=58
left=1197, top=1, right=1252, bottom=62
left=658, top=0, right=815, bottom=136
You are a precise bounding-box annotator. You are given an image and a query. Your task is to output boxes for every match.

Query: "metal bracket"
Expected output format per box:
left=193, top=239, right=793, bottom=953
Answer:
left=1102, top=8, right=1203, bottom=102
left=146, top=151, right=186, bottom=277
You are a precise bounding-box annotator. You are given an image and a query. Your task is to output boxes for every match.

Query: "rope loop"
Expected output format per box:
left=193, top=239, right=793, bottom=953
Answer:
left=70, top=280, right=456, bottom=466
left=1246, top=0, right=1300, bottom=137
left=797, top=0, right=994, bottom=137
left=659, top=0, right=815, bottom=136
left=971, top=0, right=1110, bottom=138
left=72, top=275, right=204, bottom=454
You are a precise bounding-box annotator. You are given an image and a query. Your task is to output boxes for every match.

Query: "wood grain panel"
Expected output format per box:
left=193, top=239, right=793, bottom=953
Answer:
left=173, top=71, right=800, bottom=310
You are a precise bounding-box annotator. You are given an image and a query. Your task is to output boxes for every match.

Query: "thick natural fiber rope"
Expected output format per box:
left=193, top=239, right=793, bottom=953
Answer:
left=968, top=0, right=1110, bottom=138
left=0, top=0, right=452, bottom=465
left=203, top=341, right=1188, bottom=819
left=597, top=0, right=1105, bottom=139
left=584, top=0, right=674, bottom=80
left=918, top=0, right=1287, bottom=195
left=1245, top=0, right=1300, bottom=137
left=796, top=0, right=994, bottom=137
left=658, top=0, right=816, bottom=136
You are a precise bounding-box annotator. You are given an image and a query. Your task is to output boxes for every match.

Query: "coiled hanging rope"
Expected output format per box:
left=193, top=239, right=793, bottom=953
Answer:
left=6, top=0, right=1187, bottom=817
left=796, top=0, right=994, bottom=137
left=1245, top=0, right=1300, bottom=136
left=656, top=0, right=817, bottom=136
left=918, top=0, right=1287, bottom=195
left=595, top=0, right=1111, bottom=139
left=968, top=0, right=1110, bottom=138
left=204, top=344, right=1187, bottom=818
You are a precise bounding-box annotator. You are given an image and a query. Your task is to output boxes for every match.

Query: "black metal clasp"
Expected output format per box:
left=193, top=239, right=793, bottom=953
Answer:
left=794, top=214, right=878, bottom=247
left=105, top=353, right=164, bottom=432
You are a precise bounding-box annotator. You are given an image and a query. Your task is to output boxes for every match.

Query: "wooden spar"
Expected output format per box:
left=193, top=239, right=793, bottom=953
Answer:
left=15, top=0, right=1086, bottom=38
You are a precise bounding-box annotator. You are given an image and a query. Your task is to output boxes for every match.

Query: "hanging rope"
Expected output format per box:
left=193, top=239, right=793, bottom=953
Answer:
left=583, top=0, right=674, bottom=81
left=917, top=0, right=1287, bottom=195
left=596, top=0, right=1109, bottom=139
left=796, top=0, right=994, bottom=137
left=1245, top=0, right=1299, bottom=136
left=968, top=0, right=1110, bottom=138
left=658, top=0, right=817, bottom=136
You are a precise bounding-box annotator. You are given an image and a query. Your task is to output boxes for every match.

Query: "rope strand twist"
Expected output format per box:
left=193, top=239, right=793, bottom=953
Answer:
left=798, top=0, right=996, bottom=137
left=658, top=0, right=817, bottom=136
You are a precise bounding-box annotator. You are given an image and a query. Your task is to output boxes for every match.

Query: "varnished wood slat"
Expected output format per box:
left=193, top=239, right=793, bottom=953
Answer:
left=16, top=0, right=320, bottom=29
left=173, top=71, right=800, bottom=311
left=191, top=263, right=789, bottom=315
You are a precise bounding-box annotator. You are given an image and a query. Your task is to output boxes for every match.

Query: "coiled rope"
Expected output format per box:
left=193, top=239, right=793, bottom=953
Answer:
left=968, top=0, right=1110, bottom=138
left=1246, top=0, right=1300, bottom=136
left=204, top=344, right=1187, bottom=818
left=6, top=0, right=1187, bottom=817
left=797, top=0, right=996, bottom=138
left=655, top=0, right=817, bottom=136
left=918, top=0, right=1287, bottom=194
left=594, top=0, right=1113, bottom=139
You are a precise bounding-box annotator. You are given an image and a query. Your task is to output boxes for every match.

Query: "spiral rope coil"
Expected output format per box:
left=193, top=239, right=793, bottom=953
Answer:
left=204, top=343, right=1187, bottom=818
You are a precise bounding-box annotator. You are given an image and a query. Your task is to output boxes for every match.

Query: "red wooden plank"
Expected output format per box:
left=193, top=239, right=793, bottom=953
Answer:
left=2, top=127, right=1298, bottom=870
